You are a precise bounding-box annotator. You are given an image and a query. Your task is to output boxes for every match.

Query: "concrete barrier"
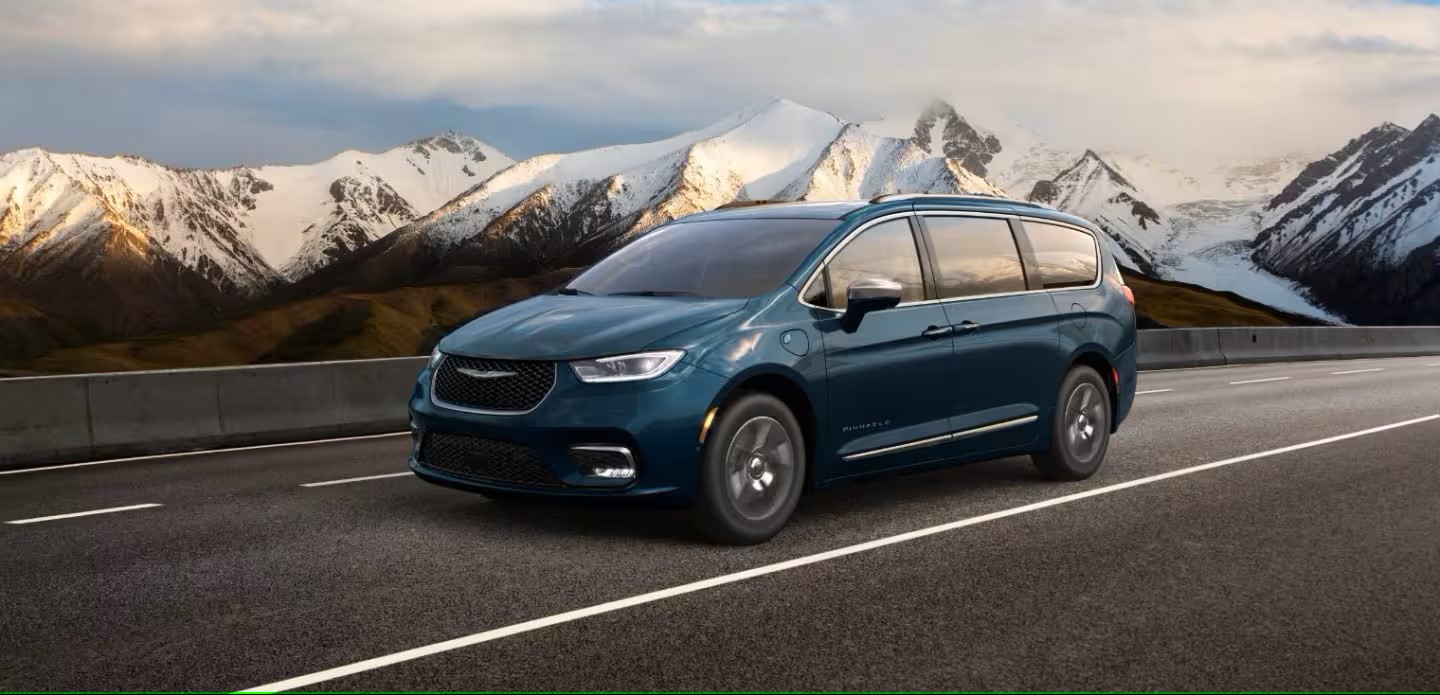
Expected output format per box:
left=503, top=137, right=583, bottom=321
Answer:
left=1209, top=326, right=1440, bottom=367
left=1, top=329, right=1437, bottom=469
left=1136, top=328, right=1224, bottom=370
left=0, top=375, right=92, bottom=465
left=0, top=357, right=425, bottom=469
left=1215, top=327, right=1326, bottom=366
left=88, top=370, right=224, bottom=456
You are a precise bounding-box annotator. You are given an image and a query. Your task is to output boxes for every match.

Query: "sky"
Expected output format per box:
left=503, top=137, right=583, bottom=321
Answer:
left=1, top=0, right=1438, bottom=169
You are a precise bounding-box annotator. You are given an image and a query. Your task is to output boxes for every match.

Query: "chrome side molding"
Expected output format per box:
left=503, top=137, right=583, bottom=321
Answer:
left=841, top=415, right=1039, bottom=462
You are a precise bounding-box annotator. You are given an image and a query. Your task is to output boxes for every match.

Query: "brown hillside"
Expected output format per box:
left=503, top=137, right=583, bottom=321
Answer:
left=3, top=268, right=1324, bottom=376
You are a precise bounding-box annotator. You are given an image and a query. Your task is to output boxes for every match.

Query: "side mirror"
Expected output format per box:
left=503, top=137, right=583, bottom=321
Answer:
left=843, top=277, right=903, bottom=329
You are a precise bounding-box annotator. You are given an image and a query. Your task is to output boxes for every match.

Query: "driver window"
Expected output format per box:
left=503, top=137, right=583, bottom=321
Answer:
left=824, top=219, right=926, bottom=308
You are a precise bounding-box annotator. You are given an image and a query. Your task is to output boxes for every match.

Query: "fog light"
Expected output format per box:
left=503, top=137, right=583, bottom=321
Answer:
left=570, top=445, right=637, bottom=480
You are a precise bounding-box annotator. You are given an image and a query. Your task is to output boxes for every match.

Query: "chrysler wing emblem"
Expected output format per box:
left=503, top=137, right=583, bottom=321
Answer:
left=456, top=367, right=517, bottom=379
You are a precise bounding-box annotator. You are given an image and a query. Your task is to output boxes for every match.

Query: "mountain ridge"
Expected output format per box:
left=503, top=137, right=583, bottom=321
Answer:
left=14, top=95, right=1440, bottom=364
left=1253, top=113, right=1440, bottom=324
left=0, top=133, right=512, bottom=335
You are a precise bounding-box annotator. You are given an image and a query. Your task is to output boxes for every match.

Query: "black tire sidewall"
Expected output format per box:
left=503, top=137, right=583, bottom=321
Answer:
left=1041, top=366, right=1112, bottom=480
left=694, top=392, right=806, bottom=545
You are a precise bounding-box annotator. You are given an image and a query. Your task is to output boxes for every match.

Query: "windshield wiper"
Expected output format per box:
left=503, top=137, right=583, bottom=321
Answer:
left=606, top=290, right=702, bottom=297
left=555, top=287, right=593, bottom=296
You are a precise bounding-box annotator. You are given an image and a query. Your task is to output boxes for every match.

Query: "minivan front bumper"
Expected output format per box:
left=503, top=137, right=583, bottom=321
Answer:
left=407, top=358, right=726, bottom=504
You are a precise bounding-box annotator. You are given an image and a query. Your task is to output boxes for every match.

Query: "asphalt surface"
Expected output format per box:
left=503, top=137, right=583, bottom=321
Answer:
left=2, top=355, right=1439, bottom=691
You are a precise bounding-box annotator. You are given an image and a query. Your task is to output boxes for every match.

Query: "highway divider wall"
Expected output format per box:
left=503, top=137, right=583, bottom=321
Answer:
left=1, top=357, right=426, bottom=469
left=3, top=327, right=1439, bottom=469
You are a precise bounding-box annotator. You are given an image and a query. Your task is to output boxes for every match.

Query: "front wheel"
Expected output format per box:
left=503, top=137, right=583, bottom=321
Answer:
left=1032, top=366, right=1112, bottom=481
left=694, top=392, right=806, bottom=545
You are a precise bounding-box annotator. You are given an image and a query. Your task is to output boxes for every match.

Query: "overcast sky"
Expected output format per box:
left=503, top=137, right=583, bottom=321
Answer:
left=1, top=0, right=1437, bottom=169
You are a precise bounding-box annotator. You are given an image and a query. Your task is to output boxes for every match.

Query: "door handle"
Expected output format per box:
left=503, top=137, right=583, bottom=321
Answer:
left=922, top=325, right=954, bottom=339
left=955, top=321, right=983, bottom=334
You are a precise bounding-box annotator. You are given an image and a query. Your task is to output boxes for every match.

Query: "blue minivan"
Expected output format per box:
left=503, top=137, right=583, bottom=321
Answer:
left=408, top=194, right=1138, bottom=544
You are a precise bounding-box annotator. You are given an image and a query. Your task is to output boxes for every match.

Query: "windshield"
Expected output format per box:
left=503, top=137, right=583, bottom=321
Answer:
left=563, top=218, right=838, bottom=298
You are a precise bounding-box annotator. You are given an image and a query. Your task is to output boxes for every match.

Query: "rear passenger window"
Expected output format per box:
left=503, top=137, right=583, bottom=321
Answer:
left=923, top=216, right=1027, bottom=299
left=818, top=219, right=926, bottom=308
left=1024, top=221, right=1099, bottom=289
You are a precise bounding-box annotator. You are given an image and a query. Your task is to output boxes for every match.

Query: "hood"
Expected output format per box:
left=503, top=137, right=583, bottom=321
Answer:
left=439, top=293, right=749, bottom=360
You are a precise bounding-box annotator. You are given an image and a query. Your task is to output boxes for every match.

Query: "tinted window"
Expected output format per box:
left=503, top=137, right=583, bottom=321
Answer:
left=1025, top=221, right=1099, bottom=289
left=820, top=219, right=925, bottom=308
left=565, top=218, right=836, bottom=298
left=924, top=216, right=1027, bottom=298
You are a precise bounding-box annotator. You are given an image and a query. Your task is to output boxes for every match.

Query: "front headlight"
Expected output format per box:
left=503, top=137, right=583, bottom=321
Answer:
left=571, top=350, right=685, bottom=383
left=428, top=347, right=444, bottom=370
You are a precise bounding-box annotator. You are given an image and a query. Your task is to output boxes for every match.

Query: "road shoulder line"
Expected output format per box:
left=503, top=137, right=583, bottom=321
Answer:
left=237, top=413, right=1440, bottom=693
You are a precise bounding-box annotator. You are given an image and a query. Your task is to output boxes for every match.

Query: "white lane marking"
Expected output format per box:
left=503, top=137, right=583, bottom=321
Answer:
left=0, top=432, right=409, bottom=477
left=6, top=503, right=163, bottom=525
left=1332, top=368, right=1384, bottom=375
left=1229, top=377, right=1291, bottom=385
left=1135, top=389, right=1173, bottom=395
left=301, top=472, right=412, bottom=488
left=1428, top=363, right=1440, bottom=367
left=238, top=413, right=1440, bottom=694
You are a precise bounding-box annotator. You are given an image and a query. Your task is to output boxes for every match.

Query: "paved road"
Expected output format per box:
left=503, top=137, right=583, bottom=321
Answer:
left=2, top=356, right=1439, bottom=691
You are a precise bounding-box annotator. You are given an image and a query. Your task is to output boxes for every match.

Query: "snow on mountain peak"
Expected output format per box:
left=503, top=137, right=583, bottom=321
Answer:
left=1027, top=149, right=1169, bottom=273
left=776, top=123, right=1002, bottom=201
left=1252, top=114, right=1440, bottom=323
left=403, top=98, right=846, bottom=251
left=0, top=132, right=515, bottom=306
left=861, top=99, right=1004, bottom=180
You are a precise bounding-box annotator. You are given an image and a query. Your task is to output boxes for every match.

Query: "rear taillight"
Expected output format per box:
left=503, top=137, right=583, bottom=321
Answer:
left=1121, top=284, right=1135, bottom=305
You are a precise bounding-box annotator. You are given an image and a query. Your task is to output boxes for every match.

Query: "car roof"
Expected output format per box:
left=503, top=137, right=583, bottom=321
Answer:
left=677, top=194, right=1098, bottom=231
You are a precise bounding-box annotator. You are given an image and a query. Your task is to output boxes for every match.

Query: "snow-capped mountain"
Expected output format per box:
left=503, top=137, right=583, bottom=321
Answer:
left=864, top=100, right=1075, bottom=196
left=0, top=133, right=510, bottom=334
left=330, top=98, right=1014, bottom=290
left=774, top=123, right=1002, bottom=200
left=1253, top=115, right=1440, bottom=323
left=1027, top=150, right=1170, bottom=273
left=312, top=98, right=1342, bottom=324
left=17, top=93, right=1436, bottom=345
left=252, top=132, right=510, bottom=278
left=1097, top=153, right=1312, bottom=208
left=410, top=98, right=844, bottom=268
left=1022, top=149, right=1341, bottom=322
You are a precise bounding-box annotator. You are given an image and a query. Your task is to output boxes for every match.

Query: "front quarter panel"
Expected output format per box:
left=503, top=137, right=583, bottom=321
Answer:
left=648, top=290, right=832, bottom=474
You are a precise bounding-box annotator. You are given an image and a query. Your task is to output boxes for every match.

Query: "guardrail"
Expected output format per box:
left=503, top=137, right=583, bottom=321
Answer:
left=4, top=327, right=1439, bottom=469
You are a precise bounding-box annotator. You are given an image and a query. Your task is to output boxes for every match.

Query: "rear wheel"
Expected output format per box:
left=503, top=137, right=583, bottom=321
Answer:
left=694, top=392, right=805, bottom=545
left=1032, top=365, right=1112, bottom=481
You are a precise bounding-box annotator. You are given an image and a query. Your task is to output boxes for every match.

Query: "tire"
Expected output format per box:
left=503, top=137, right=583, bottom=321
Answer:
left=1032, top=365, right=1112, bottom=481
left=693, top=392, right=806, bottom=545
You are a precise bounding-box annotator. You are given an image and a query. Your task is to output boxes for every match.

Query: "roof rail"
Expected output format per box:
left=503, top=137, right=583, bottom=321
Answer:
left=869, top=192, right=1004, bottom=204
left=715, top=199, right=777, bottom=210
left=868, top=192, right=1052, bottom=209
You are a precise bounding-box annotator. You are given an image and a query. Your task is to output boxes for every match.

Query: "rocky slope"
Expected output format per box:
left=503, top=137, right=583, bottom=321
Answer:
left=1253, top=116, right=1440, bottom=324
left=1027, top=150, right=1169, bottom=274
left=0, top=134, right=510, bottom=334
left=313, top=99, right=1016, bottom=293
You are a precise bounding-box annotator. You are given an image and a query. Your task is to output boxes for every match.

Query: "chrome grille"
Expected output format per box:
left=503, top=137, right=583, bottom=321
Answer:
left=432, top=355, right=555, bottom=413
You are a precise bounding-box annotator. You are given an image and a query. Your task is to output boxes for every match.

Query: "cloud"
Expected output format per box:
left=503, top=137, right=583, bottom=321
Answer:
left=2, top=0, right=1439, bottom=167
